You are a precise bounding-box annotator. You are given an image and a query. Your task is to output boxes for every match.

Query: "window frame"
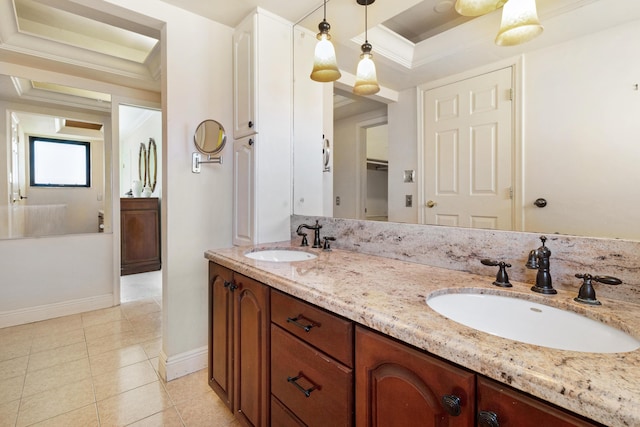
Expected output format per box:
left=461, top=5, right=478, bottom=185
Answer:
left=29, top=136, right=91, bottom=188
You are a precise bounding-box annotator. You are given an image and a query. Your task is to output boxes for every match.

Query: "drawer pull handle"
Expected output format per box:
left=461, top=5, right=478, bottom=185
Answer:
left=286, top=315, right=317, bottom=332
left=287, top=374, right=319, bottom=398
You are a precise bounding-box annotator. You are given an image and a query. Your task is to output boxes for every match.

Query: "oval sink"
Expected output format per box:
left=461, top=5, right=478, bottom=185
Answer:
left=427, top=292, right=640, bottom=353
left=244, top=249, right=317, bottom=262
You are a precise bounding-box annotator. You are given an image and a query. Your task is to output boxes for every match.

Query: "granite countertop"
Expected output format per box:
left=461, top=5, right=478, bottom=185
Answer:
left=205, top=241, right=640, bottom=426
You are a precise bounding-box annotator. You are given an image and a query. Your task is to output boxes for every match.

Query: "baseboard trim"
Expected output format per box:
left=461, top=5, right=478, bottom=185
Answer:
left=159, top=346, right=208, bottom=382
left=0, top=293, right=114, bottom=328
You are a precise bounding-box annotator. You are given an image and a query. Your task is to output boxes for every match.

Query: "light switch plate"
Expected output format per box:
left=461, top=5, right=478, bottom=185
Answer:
left=405, top=195, right=412, bottom=207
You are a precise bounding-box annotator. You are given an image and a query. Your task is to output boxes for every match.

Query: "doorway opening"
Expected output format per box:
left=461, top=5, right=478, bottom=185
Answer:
left=118, top=104, right=162, bottom=303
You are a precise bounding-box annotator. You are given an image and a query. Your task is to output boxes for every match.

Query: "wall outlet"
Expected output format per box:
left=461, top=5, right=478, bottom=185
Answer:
left=405, top=195, right=412, bottom=207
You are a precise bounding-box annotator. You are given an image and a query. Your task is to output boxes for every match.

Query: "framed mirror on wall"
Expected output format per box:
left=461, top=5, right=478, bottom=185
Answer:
left=292, top=0, right=640, bottom=241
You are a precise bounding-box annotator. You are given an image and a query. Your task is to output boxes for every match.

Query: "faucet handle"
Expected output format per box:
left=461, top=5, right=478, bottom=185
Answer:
left=481, top=259, right=513, bottom=288
left=574, top=273, right=622, bottom=305
left=299, top=233, right=308, bottom=247
left=323, top=236, right=336, bottom=251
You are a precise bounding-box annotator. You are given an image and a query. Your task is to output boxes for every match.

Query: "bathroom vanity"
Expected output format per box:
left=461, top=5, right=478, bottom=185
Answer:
left=205, top=242, right=639, bottom=426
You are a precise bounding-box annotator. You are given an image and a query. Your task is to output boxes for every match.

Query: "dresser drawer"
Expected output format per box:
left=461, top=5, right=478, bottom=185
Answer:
left=271, top=324, right=353, bottom=427
left=271, top=290, right=353, bottom=367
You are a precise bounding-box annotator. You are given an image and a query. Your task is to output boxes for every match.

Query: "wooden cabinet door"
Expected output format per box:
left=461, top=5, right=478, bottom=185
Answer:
left=356, top=326, right=475, bottom=427
left=234, top=273, right=270, bottom=427
left=233, top=13, right=256, bottom=139
left=476, top=377, right=601, bottom=427
left=208, top=263, right=234, bottom=409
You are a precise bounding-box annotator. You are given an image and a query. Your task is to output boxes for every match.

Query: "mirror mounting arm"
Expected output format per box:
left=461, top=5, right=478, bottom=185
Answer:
left=192, top=152, right=222, bottom=173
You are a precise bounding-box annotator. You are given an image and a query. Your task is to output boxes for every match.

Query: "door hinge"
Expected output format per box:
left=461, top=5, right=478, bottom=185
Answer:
left=508, top=88, right=514, bottom=101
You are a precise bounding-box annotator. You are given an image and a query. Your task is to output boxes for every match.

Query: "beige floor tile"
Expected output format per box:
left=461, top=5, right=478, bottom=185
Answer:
left=30, top=314, right=83, bottom=337
left=0, top=399, right=20, bottom=427
left=82, top=306, right=124, bottom=328
left=0, top=336, right=31, bottom=363
left=29, top=403, right=99, bottom=427
left=127, top=407, right=184, bottom=427
left=175, top=389, right=236, bottom=427
left=0, top=356, right=28, bottom=380
left=16, top=378, right=95, bottom=427
left=84, top=319, right=133, bottom=343
left=23, top=357, right=91, bottom=397
left=129, top=311, right=162, bottom=336
left=86, top=329, right=141, bottom=356
left=30, top=328, right=86, bottom=353
left=141, top=338, right=162, bottom=359
left=28, top=342, right=88, bottom=372
left=93, top=360, right=159, bottom=401
left=0, top=375, right=23, bottom=405
left=96, top=381, right=173, bottom=426
left=121, top=299, right=161, bottom=319
left=163, top=369, right=211, bottom=405
left=89, top=344, right=148, bottom=377
left=0, top=322, right=34, bottom=340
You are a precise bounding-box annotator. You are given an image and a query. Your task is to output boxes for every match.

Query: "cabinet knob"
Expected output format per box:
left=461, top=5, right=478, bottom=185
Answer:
left=248, top=121, right=254, bottom=128
left=248, top=138, right=254, bottom=146
left=441, top=394, right=462, bottom=416
left=478, top=411, right=500, bottom=427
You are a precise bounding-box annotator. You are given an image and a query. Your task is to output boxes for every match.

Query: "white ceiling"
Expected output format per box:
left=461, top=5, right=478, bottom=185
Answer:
left=1, top=0, right=639, bottom=128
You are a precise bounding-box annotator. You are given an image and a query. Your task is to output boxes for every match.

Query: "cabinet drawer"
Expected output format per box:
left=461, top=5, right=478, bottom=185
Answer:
left=271, top=290, right=353, bottom=367
left=271, top=395, right=305, bottom=427
left=271, top=325, right=353, bottom=427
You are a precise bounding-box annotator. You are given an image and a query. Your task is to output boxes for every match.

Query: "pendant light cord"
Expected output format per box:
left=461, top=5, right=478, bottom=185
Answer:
left=364, top=1, right=368, bottom=43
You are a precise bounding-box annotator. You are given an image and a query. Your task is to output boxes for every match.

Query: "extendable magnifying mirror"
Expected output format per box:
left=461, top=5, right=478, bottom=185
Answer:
left=192, top=119, right=227, bottom=173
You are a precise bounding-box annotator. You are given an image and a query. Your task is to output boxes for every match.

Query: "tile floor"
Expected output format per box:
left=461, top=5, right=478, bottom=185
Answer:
left=0, top=271, right=239, bottom=426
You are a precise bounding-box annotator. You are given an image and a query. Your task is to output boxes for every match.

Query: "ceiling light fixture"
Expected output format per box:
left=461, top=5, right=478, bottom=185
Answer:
left=353, top=0, right=380, bottom=96
left=310, top=0, right=341, bottom=82
left=455, top=0, right=508, bottom=16
left=495, top=0, right=544, bottom=46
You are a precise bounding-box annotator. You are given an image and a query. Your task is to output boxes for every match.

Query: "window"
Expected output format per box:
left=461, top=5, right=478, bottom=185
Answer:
left=29, top=137, right=91, bottom=187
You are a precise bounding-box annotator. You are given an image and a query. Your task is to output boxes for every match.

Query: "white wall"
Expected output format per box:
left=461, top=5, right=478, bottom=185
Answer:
left=100, top=0, right=234, bottom=379
left=387, top=88, right=418, bottom=224
left=119, top=106, right=162, bottom=198
left=522, top=19, right=640, bottom=239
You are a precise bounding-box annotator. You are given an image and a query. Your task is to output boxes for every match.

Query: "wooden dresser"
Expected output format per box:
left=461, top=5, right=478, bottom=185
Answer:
left=120, top=197, right=161, bottom=275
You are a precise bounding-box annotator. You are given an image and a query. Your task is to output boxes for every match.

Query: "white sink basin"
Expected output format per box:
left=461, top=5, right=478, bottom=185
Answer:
left=244, top=249, right=317, bottom=262
left=427, top=292, right=640, bottom=353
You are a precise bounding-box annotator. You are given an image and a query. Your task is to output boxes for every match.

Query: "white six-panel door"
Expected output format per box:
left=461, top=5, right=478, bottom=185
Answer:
left=421, top=67, right=513, bottom=230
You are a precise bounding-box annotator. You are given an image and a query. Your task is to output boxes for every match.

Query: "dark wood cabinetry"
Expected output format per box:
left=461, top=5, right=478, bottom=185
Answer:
left=120, top=198, right=160, bottom=275
left=208, top=262, right=270, bottom=427
left=209, top=263, right=602, bottom=427
left=477, top=377, right=601, bottom=427
left=270, top=290, right=354, bottom=427
left=356, top=326, right=475, bottom=427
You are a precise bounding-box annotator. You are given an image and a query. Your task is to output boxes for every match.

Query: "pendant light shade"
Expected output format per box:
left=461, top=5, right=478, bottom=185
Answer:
left=310, top=1, right=341, bottom=82
left=455, top=0, right=507, bottom=17
left=495, top=0, right=543, bottom=46
left=353, top=0, right=380, bottom=96
left=353, top=42, right=380, bottom=96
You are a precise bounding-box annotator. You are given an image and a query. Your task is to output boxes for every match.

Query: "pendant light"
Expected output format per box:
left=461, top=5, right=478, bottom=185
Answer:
left=353, top=0, right=380, bottom=96
left=310, top=0, right=341, bottom=82
left=495, top=0, right=543, bottom=46
left=455, top=0, right=508, bottom=17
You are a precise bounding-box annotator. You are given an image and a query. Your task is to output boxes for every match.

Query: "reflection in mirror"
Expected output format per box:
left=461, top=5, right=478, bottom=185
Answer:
left=138, top=142, right=147, bottom=186
left=194, top=119, right=226, bottom=154
left=0, top=74, right=111, bottom=239
left=293, top=3, right=640, bottom=241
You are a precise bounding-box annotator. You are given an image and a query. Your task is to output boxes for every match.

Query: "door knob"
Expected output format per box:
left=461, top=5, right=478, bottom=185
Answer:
left=426, top=200, right=437, bottom=208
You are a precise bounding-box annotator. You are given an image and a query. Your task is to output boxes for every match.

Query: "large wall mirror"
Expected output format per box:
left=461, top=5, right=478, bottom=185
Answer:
left=0, top=73, right=111, bottom=239
left=292, top=0, right=640, bottom=241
